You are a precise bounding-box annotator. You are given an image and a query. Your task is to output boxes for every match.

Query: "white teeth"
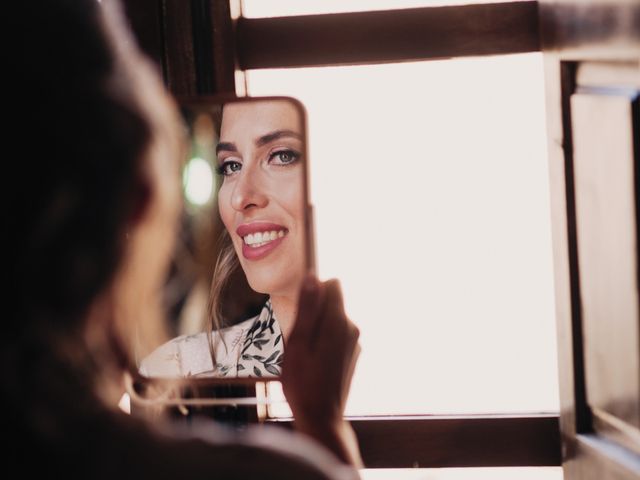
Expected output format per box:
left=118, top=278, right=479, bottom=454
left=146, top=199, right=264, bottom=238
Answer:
left=243, top=230, right=287, bottom=247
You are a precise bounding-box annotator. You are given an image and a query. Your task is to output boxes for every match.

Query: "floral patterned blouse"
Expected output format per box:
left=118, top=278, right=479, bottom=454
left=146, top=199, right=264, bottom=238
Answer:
left=139, top=300, right=284, bottom=378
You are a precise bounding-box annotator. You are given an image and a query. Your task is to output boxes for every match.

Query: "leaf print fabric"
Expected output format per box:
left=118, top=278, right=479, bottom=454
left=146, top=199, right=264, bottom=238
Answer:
left=235, top=300, right=284, bottom=377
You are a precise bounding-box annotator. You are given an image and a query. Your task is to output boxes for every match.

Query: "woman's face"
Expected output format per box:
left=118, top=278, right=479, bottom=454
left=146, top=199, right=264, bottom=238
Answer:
left=217, top=100, right=305, bottom=298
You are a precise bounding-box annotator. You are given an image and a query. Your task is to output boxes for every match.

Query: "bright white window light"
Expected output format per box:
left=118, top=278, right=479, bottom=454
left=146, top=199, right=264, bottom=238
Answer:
left=247, top=53, right=559, bottom=416
left=183, top=157, right=214, bottom=206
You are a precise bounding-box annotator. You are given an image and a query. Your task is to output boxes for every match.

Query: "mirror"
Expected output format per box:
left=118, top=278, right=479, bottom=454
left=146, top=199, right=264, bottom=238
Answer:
left=138, top=96, right=310, bottom=381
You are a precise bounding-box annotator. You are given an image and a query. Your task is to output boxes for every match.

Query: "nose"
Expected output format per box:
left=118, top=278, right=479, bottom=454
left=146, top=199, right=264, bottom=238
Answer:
left=230, top=166, right=268, bottom=212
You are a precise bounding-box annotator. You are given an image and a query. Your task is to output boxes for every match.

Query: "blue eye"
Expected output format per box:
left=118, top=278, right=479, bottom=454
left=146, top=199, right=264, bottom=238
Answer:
left=217, top=160, right=242, bottom=176
left=269, top=149, right=300, bottom=166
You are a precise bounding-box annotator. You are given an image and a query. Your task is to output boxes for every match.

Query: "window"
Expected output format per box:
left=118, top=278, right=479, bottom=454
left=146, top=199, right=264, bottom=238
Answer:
left=247, top=53, right=559, bottom=417
left=129, top=0, right=565, bottom=473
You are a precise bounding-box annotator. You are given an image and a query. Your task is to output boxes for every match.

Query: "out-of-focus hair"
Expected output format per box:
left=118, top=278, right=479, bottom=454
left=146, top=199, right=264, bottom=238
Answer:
left=4, top=0, right=179, bottom=407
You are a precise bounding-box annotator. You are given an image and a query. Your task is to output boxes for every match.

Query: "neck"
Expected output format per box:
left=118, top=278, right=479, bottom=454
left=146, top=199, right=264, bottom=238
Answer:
left=270, top=294, right=297, bottom=340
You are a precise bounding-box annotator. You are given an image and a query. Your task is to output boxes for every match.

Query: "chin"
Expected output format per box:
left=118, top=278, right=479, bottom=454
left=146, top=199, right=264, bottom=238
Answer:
left=246, top=274, right=289, bottom=297
left=245, top=267, right=303, bottom=298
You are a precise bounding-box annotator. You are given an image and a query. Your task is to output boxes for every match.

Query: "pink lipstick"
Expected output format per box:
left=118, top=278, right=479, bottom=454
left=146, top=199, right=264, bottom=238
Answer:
left=236, top=222, right=288, bottom=261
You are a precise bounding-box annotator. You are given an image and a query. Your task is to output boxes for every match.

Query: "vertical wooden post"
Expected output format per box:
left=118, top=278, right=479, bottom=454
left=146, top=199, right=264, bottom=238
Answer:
left=122, top=0, right=238, bottom=96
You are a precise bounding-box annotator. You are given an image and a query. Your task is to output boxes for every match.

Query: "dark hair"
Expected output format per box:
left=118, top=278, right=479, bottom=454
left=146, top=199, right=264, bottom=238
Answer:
left=3, top=2, right=196, bottom=454
left=8, top=0, right=152, bottom=333
left=1, top=1, right=168, bottom=431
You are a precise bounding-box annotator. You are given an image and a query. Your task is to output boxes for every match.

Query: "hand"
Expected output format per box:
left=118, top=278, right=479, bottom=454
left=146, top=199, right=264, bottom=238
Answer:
left=281, top=275, right=361, bottom=466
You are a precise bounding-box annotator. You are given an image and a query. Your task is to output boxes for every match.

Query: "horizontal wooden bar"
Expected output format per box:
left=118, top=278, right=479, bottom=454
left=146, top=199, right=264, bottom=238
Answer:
left=576, top=433, right=640, bottom=478
left=539, top=0, right=640, bottom=61
left=236, top=1, right=541, bottom=70
left=269, top=414, right=562, bottom=468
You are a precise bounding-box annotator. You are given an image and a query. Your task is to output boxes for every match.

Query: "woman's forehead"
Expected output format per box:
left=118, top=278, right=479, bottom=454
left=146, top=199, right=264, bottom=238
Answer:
left=220, top=100, right=301, bottom=142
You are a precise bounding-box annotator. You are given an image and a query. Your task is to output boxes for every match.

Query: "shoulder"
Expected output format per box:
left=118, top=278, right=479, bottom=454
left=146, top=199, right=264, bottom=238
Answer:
left=139, top=317, right=259, bottom=378
left=24, top=406, right=357, bottom=480
left=138, top=331, right=209, bottom=378
left=174, top=420, right=360, bottom=480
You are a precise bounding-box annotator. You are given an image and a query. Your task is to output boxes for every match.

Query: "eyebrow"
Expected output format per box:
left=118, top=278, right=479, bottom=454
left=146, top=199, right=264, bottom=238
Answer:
left=255, top=129, right=302, bottom=147
left=216, top=129, right=302, bottom=155
left=216, top=142, right=237, bottom=155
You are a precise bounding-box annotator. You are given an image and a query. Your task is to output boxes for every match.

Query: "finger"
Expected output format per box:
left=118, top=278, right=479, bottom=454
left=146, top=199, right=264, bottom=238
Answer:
left=343, top=340, right=361, bottom=399
left=290, top=273, right=323, bottom=342
left=309, top=279, right=350, bottom=344
left=321, top=279, right=347, bottom=326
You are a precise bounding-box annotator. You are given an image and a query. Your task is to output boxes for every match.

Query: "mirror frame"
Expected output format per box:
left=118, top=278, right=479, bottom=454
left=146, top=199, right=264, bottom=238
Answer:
left=130, top=94, right=314, bottom=402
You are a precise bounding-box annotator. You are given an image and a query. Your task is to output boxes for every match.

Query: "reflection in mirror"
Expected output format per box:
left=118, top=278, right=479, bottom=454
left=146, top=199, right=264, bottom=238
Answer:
left=138, top=97, right=308, bottom=380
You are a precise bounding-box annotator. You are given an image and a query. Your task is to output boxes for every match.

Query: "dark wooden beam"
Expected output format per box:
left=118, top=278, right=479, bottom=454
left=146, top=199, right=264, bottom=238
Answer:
left=162, top=0, right=197, bottom=96
left=123, top=0, right=237, bottom=95
left=190, top=0, right=237, bottom=94
left=539, top=0, right=640, bottom=60
left=120, top=0, right=165, bottom=76
left=236, top=1, right=540, bottom=70
left=269, top=414, right=562, bottom=468
left=209, top=0, right=237, bottom=94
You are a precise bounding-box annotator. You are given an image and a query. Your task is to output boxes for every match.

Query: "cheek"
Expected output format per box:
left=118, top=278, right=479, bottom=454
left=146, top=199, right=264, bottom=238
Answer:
left=274, top=171, right=304, bottom=224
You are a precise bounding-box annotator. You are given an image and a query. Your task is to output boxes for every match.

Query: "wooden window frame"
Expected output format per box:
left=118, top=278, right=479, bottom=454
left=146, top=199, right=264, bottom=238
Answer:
left=124, top=0, right=561, bottom=469
left=235, top=1, right=539, bottom=69
left=272, top=414, right=560, bottom=468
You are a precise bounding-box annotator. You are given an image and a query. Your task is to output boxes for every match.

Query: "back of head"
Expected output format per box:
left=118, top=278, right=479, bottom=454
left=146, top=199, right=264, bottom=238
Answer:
left=8, top=0, right=151, bottom=326
left=3, top=0, right=168, bottom=430
left=1, top=2, right=197, bottom=473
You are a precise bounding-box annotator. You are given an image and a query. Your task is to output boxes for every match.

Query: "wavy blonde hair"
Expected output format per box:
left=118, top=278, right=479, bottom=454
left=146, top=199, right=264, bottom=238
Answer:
left=206, top=230, right=237, bottom=363
left=205, top=227, right=269, bottom=370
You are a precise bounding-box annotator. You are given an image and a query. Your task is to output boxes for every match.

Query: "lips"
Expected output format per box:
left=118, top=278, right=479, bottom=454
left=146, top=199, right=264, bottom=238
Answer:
left=236, top=222, right=289, bottom=261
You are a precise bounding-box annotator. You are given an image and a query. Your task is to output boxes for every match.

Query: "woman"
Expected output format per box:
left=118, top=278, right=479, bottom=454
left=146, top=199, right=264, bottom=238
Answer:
left=6, top=0, right=361, bottom=477
left=141, top=99, right=308, bottom=378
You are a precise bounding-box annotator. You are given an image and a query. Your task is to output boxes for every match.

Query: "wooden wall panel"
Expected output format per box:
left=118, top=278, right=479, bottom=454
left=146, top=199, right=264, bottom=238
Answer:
left=571, top=89, right=640, bottom=437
